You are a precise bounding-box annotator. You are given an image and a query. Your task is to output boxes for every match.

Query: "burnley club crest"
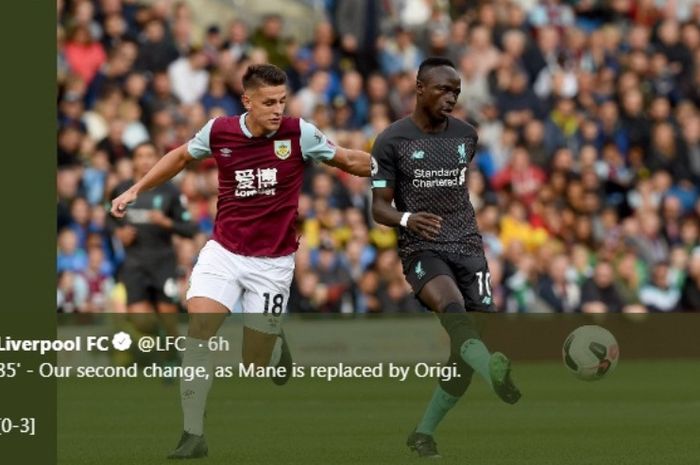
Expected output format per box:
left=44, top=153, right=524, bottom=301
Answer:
left=274, top=140, right=291, bottom=160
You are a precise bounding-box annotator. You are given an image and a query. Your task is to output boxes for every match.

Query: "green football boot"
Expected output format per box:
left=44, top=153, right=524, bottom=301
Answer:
left=489, top=352, right=522, bottom=404
left=406, top=430, right=441, bottom=458
left=167, top=431, right=208, bottom=460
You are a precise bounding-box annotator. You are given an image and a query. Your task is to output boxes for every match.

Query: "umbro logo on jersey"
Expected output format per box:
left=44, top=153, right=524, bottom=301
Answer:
left=220, top=147, right=232, bottom=157
left=411, top=150, right=425, bottom=160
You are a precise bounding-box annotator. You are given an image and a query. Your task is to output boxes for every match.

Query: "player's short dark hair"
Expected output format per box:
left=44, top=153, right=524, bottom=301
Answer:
left=242, top=64, right=287, bottom=90
left=417, top=57, right=456, bottom=82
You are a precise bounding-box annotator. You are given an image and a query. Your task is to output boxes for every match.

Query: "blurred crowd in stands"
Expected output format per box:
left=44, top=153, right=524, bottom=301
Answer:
left=57, top=0, right=700, bottom=313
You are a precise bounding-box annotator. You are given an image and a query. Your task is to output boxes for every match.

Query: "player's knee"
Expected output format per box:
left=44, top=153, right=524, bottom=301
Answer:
left=440, top=301, right=465, bottom=314
left=187, top=316, right=219, bottom=339
left=127, top=312, right=159, bottom=334
left=439, top=312, right=480, bottom=354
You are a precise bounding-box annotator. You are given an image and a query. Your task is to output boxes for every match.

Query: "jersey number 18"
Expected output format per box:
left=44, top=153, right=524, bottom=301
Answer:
left=263, top=293, right=284, bottom=315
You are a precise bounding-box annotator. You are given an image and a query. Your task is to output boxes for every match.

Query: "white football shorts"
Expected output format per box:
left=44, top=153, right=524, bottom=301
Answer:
left=186, top=240, right=295, bottom=334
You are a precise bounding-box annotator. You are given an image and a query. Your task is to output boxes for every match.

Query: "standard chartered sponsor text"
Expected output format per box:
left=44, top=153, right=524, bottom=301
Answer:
left=412, top=168, right=465, bottom=188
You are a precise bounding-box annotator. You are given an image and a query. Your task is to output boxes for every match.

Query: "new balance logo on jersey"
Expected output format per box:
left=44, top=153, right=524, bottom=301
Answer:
left=457, top=143, right=467, bottom=164
left=482, top=296, right=492, bottom=305
left=220, top=147, right=232, bottom=157
left=411, top=150, right=425, bottom=160
left=415, top=261, right=426, bottom=279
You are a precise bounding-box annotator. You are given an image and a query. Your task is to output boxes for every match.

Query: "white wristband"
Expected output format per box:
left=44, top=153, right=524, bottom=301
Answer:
left=399, top=212, right=412, bottom=227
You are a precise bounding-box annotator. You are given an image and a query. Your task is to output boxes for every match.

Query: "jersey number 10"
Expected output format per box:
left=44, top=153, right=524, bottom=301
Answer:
left=475, top=271, right=491, bottom=297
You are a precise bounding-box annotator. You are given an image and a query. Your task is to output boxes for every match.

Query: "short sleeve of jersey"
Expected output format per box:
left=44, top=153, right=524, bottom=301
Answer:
left=300, top=119, right=336, bottom=162
left=187, top=118, right=216, bottom=159
left=371, top=132, right=396, bottom=189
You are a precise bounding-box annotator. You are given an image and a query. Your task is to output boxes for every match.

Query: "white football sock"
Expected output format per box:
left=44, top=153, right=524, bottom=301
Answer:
left=180, top=337, right=213, bottom=436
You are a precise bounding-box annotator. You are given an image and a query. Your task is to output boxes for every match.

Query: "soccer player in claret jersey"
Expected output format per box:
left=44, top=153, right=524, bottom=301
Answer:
left=371, top=57, right=522, bottom=458
left=111, top=64, right=370, bottom=459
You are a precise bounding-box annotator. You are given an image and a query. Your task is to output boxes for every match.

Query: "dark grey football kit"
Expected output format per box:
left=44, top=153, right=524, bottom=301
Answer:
left=110, top=181, right=197, bottom=305
left=371, top=116, right=493, bottom=311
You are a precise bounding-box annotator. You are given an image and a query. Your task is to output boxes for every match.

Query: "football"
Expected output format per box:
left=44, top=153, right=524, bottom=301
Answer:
left=562, top=325, right=620, bottom=381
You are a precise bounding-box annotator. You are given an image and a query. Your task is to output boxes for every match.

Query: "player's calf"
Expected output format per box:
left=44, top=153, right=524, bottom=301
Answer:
left=270, top=330, right=292, bottom=386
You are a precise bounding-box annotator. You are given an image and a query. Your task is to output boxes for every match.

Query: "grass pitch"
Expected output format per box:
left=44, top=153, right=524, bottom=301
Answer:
left=58, top=359, right=700, bottom=465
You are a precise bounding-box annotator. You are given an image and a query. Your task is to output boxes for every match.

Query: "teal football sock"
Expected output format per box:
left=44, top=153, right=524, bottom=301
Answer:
left=460, top=338, right=492, bottom=389
left=416, top=385, right=461, bottom=435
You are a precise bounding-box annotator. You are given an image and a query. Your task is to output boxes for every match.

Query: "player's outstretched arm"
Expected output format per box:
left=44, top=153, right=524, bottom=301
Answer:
left=110, top=143, right=195, bottom=218
left=371, top=187, right=442, bottom=240
left=322, top=146, right=371, bottom=177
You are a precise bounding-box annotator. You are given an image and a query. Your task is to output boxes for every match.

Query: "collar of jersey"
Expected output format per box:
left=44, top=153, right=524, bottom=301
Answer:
left=239, top=113, right=278, bottom=139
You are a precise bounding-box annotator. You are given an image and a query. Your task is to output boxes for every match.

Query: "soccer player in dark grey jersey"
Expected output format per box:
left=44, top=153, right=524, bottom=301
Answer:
left=371, top=57, right=521, bottom=458
left=110, top=142, right=197, bottom=365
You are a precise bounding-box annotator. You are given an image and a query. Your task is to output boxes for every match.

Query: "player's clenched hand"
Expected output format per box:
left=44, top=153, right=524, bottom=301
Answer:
left=407, top=212, right=443, bottom=240
left=111, top=189, right=137, bottom=218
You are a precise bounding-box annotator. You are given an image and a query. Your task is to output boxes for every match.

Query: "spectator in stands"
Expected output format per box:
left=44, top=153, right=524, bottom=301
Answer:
left=680, top=249, right=700, bottom=311
left=64, top=24, right=106, bottom=85
left=224, top=19, right=252, bottom=63
left=339, top=70, right=368, bottom=129
left=615, top=251, right=646, bottom=311
left=537, top=253, right=580, bottom=313
left=640, top=261, right=681, bottom=312
left=251, top=14, right=290, bottom=70
left=456, top=52, right=492, bottom=122
left=680, top=115, right=700, bottom=183
left=496, top=67, right=542, bottom=129
left=97, top=118, right=129, bottom=164
left=167, top=47, right=209, bottom=105
left=580, top=261, right=625, bottom=313
left=334, top=0, right=382, bottom=76
left=57, top=228, right=88, bottom=274
left=57, top=270, right=89, bottom=313
left=82, top=246, right=115, bottom=313
left=379, top=27, right=424, bottom=77
left=200, top=70, right=240, bottom=116
left=135, top=19, right=179, bottom=72
left=57, top=124, right=84, bottom=168
left=492, top=146, right=547, bottom=208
